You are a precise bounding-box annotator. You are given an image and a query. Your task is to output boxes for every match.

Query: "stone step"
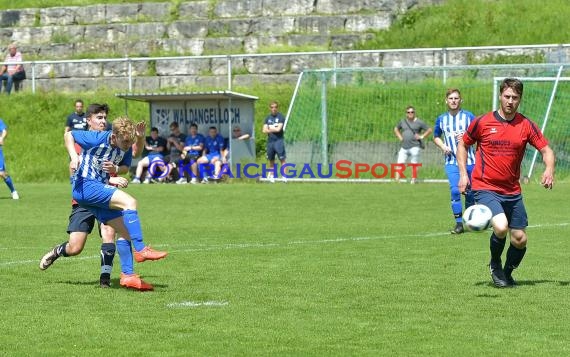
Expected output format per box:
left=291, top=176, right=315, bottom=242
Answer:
left=0, top=0, right=409, bottom=27
left=4, top=13, right=390, bottom=44
left=19, top=32, right=374, bottom=61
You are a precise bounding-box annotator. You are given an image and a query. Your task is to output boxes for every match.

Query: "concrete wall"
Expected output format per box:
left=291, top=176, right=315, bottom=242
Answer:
left=0, top=1, right=567, bottom=93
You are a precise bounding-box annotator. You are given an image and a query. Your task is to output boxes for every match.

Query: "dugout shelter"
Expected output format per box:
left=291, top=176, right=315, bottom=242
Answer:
left=116, top=91, right=258, bottom=165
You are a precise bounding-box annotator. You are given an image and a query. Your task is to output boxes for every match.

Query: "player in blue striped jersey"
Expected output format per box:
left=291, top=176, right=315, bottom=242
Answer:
left=433, top=88, right=476, bottom=234
left=65, top=117, right=167, bottom=287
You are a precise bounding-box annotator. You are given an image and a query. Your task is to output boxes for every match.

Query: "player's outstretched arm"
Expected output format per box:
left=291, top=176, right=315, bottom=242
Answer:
left=64, top=131, right=79, bottom=171
left=540, top=145, right=555, bottom=189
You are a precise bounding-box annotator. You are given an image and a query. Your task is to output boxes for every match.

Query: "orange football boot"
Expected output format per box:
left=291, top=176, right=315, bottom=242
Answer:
left=119, top=273, right=154, bottom=291
left=134, top=246, right=168, bottom=263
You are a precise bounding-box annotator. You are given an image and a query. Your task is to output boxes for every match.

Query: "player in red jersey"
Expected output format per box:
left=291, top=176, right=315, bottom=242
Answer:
left=457, top=78, right=555, bottom=288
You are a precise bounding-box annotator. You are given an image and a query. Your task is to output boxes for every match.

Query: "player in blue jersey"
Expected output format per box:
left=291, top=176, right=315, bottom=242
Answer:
left=132, top=127, right=167, bottom=184
left=0, top=118, right=18, bottom=199
left=40, top=104, right=148, bottom=289
left=177, top=123, right=205, bottom=184
left=197, top=126, right=225, bottom=183
left=66, top=116, right=167, bottom=288
left=262, top=101, right=287, bottom=183
left=433, top=88, right=476, bottom=234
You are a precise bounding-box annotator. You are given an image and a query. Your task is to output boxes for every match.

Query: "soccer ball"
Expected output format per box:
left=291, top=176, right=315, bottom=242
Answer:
left=462, top=204, right=493, bottom=232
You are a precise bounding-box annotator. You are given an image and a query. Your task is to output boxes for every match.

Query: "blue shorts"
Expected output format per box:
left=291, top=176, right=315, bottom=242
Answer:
left=206, top=153, right=221, bottom=162
left=474, top=190, right=528, bottom=229
left=445, top=164, right=474, bottom=189
left=66, top=204, right=96, bottom=234
left=0, top=148, right=5, bottom=171
left=267, top=139, right=286, bottom=161
left=72, top=178, right=123, bottom=224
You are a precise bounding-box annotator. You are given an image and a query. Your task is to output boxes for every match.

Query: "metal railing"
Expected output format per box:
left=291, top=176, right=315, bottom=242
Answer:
left=2, top=43, right=568, bottom=93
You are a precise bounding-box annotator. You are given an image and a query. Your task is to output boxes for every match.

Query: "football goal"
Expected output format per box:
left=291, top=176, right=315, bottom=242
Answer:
left=282, top=64, right=570, bottom=183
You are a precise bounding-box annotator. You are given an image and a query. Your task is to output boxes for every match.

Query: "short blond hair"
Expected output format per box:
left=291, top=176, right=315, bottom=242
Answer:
left=112, top=117, right=136, bottom=142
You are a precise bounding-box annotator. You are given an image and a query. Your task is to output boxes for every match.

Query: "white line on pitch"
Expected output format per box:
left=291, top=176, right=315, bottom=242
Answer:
left=1, top=222, right=568, bottom=267
left=166, top=300, right=229, bottom=308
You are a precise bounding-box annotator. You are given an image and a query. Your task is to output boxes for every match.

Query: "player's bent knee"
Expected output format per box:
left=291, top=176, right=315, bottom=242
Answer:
left=100, top=224, right=115, bottom=242
left=120, top=197, right=137, bottom=210
left=510, top=229, right=527, bottom=248
left=66, top=241, right=85, bottom=255
left=493, top=225, right=509, bottom=238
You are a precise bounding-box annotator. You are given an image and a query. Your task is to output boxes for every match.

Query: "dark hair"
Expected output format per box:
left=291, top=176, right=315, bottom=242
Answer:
left=150, top=127, right=159, bottom=133
left=75, top=99, right=84, bottom=105
left=87, top=103, right=109, bottom=117
left=169, top=122, right=179, bottom=128
left=190, top=123, right=198, bottom=129
left=500, top=78, right=524, bottom=96
left=209, top=126, right=217, bottom=131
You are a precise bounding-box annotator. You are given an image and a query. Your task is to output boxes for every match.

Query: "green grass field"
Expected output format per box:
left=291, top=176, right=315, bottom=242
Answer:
left=1, top=182, right=569, bottom=355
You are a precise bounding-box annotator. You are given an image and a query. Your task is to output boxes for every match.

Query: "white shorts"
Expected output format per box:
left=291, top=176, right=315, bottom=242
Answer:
left=397, top=147, right=421, bottom=164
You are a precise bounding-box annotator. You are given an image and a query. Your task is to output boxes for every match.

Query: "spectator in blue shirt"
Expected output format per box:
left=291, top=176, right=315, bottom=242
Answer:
left=177, top=123, right=204, bottom=184
left=197, top=126, right=225, bottom=183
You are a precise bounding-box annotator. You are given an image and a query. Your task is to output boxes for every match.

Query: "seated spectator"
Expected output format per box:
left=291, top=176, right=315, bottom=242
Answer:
left=0, top=43, right=25, bottom=95
left=222, top=125, right=251, bottom=163
left=197, top=126, right=225, bottom=183
left=231, top=125, right=251, bottom=140
left=177, top=123, right=205, bottom=184
left=165, top=122, right=186, bottom=182
left=131, top=127, right=167, bottom=184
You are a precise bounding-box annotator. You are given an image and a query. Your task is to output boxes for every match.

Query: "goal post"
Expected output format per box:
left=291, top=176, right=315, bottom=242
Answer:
left=283, top=64, right=570, bottom=183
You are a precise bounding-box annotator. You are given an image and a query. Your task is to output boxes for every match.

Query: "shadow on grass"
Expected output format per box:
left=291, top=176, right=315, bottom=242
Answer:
left=474, top=279, right=570, bottom=289
left=58, top=279, right=168, bottom=290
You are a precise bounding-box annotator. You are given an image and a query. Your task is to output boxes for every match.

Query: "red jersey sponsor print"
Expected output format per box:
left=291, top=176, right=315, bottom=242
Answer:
left=463, top=111, right=548, bottom=195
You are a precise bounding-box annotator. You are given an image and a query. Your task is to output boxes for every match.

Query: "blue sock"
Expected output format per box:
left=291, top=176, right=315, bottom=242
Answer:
left=451, top=199, right=463, bottom=222
left=116, top=238, right=134, bottom=275
left=450, top=187, right=462, bottom=223
left=4, top=176, right=15, bottom=192
left=123, top=209, right=145, bottom=252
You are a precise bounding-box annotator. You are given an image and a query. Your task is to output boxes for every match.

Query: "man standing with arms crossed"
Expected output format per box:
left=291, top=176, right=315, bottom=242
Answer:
left=263, top=101, right=287, bottom=183
left=457, top=78, right=555, bottom=288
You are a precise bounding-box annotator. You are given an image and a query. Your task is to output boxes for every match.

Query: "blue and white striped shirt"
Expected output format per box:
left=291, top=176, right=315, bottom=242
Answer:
left=72, top=130, right=132, bottom=183
left=433, top=109, right=476, bottom=166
